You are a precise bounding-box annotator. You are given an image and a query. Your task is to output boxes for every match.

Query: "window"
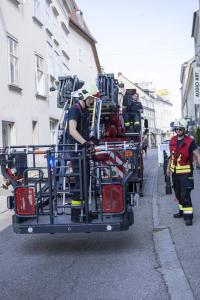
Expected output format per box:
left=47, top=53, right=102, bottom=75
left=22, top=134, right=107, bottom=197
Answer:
left=2, top=121, right=15, bottom=147
left=45, top=0, right=52, bottom=34
left=33, top=0, right=43, bottom=24
left=52, top=8, right=59, bottom=43
left=62, top=63, right=69, bottom=76
left=61, top=22, right=69, bottom=55
left=50, top=119, right=58, bottom=144
left=35, top=54, right=45, bottom=96
left=78, top=48, right=83, bottom=62
left=8, top=36, right=19, bottom=85
left=47, top=42, right=54, bottom=77
left=54, top=51, right=60, bottom=80
left=89, top=54, right=93, bottom=68
left=32, top=121, right=39, bottom=144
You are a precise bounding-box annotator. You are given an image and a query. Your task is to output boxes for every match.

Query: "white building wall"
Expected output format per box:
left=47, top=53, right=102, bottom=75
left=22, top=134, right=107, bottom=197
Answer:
left=0, top=0, right=99, bottom=147
left=154, top=100, right=173, bottom=133
left=68, top=26, right=99, bottom=85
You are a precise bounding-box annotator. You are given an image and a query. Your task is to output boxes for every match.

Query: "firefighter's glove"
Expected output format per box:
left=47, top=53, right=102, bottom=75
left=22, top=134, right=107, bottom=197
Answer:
left=89, top=137, right=99, bottom=146
left=82, top=141, right=96, bottom=156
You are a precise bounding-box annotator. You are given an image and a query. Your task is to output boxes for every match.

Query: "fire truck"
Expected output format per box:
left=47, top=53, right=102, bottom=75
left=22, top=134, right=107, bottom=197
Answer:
left=0, top=74, right=147, bottom=234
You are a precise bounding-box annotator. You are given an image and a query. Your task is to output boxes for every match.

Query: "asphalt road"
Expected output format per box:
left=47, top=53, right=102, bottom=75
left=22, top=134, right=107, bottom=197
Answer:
left=0, top=150, right=169, bottom=300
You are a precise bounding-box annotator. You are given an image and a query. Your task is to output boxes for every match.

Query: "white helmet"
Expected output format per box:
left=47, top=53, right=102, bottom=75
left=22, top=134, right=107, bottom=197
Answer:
left=78, top=85, right=99, bottom=101
left=173, top=118, right=188, bottom=130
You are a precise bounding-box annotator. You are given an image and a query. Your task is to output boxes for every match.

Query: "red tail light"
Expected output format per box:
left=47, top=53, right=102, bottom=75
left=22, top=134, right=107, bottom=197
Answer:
left=15, top=188, right=36, bottom=216
left=102, top=185, right=123, bottom=213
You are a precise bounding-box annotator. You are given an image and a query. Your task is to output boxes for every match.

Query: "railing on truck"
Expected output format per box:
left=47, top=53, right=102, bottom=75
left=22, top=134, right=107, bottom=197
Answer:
left=0, top=142, right=138, bottom=234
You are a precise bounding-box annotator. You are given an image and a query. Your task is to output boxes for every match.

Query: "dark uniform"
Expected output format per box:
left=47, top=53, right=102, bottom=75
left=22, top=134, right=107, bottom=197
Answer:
left=124, top=98, right=143, bottom=133
left=67, top=102, right=90, bottom=205
left=169, top=135, right=197, bottom=221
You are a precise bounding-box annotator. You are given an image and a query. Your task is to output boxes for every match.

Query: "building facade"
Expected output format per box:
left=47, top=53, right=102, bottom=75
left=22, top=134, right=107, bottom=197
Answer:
left=0, top=0, right=100, bottom=147
left=180, top=9, right=200, bottom=128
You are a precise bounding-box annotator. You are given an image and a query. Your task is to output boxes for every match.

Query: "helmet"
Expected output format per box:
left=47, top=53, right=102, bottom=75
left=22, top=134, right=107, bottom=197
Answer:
left=78, top=85, right=99, bottom=101
left=173, top=118, right=188, bottom=130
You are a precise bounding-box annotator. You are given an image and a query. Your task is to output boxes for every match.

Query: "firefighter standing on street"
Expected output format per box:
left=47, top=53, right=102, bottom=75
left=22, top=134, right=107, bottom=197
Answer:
left=167, top=118, right=200, bottom=225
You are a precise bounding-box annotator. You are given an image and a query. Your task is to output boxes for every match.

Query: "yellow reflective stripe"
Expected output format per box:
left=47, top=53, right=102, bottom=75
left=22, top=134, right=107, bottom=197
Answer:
left=175, top=170, right=191, bottom=174
left=125, top=122, right=130, bottom=126
left=175, top=165, right=191, bottom=170
left=179, top=204, right=183, bottom=210
left=183, top=207, right=193, bottom=212
left=71, top=200, right=82, bottom=205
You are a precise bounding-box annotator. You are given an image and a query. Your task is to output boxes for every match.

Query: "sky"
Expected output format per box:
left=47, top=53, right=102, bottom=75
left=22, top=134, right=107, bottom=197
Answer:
left=76, top=0, right=199, bottom=118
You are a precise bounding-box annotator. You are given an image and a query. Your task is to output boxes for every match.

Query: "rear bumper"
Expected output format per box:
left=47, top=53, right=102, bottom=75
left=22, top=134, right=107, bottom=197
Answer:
left=13, top=221, right=130, bottom=234
left=12, top=210, right=134, bottom=234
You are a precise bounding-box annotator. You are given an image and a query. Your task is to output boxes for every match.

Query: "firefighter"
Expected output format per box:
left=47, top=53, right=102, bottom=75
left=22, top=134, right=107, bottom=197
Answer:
left=67, top=88, right=97, bottom=221
left=166, top=118, right=200, bottom=225
left=124, top=92, right=143, bottom=133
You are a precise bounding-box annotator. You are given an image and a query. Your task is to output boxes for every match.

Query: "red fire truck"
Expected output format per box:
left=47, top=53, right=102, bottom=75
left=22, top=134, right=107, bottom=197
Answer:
left=0, top=74, right=147, bottom=234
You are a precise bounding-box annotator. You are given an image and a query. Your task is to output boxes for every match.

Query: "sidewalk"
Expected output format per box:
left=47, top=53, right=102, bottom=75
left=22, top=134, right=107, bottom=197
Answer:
left=157, top=165, right=200, bottom=299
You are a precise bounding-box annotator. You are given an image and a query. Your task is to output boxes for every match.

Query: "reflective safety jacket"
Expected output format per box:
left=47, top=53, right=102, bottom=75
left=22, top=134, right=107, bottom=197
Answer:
left=169, top=135, right=193, bottom=174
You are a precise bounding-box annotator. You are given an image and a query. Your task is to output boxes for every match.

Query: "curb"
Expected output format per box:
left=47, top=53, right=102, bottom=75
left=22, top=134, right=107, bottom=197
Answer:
left=152, top=167, right=195, bottom=300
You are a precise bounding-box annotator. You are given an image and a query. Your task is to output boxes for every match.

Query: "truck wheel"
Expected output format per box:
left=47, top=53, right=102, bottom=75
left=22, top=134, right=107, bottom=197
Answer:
left=127, top=207, right=134, bottom=226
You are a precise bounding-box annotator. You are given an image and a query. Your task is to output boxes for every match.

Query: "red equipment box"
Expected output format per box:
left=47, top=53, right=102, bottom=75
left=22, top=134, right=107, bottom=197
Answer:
left=15, top=188, right=36, bottom=216
left=102, top=185, right=123, bottom=213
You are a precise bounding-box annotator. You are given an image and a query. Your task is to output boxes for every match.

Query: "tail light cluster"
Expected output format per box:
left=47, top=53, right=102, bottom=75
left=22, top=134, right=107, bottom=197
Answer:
left=15, top=188, right=36, bottom=216
left=102, top=185, right=123, bottom=213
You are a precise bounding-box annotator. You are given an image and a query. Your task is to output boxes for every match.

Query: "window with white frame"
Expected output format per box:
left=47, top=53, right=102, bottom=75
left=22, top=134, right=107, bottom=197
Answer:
left=35, top=54, right=45, bottom=96
left=50, top=119, right=58, bottom=144
left=45, top=0, right=52, bottom=32
left=2, top=121, right=15, bottom=147
left=78, top=48, right=83, bottom=62
left=52, top=8, right=58, bottom=41
left=62, top=63, right=69, bottom=76
left=47, top=42, right=54, bottom=77
left=33, top=0, right=43, bottom=24
left=32, top=120, right=39, bottom=144
left=54, top=51, right=60, bottom=79
left=8, top=36, right=19, bottom=85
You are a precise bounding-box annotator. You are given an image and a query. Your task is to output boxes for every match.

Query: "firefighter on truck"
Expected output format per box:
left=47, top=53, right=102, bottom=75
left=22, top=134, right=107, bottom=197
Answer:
left=66, top=87, right=98, bottom=222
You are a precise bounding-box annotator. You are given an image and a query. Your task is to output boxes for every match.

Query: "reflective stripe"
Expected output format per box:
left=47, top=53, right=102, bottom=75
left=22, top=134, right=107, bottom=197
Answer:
left=134, top=121, right=140, bottom=125
left=183, top=207, right=193, bottom=212
left=71, top=200, right=82, bottom=205
left=179, top=204, right=183, bottom=210
left=183, top=211, right=193, bottom=214
left=175, top=165, right=191, bottom=170
left=175, top=169, right=191, bottom=174
left=125, top=122, right=130, bottom=126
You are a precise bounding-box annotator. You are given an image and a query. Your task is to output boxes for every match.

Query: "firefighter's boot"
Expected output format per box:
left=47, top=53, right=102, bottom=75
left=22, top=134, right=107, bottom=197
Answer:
left=173, top=211, right=183, bottom=218
left=133, top=122, right=140, bottom=133
left=71, top=200, right=82, bottom=222
left=185, top=219, right=193, bottom=226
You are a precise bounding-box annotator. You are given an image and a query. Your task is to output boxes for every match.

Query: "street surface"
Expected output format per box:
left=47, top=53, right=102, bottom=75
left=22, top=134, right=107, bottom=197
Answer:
left=0, top=148, right=199, bottom=300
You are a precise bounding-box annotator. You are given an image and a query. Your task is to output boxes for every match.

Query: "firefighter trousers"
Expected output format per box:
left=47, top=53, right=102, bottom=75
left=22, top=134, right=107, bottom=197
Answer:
left=172, top=173, right=194, bottom=220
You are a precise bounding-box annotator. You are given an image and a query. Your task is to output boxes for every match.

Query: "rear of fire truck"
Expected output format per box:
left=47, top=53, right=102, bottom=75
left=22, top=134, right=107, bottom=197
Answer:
left=0, top=74, right=140, bottom=234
